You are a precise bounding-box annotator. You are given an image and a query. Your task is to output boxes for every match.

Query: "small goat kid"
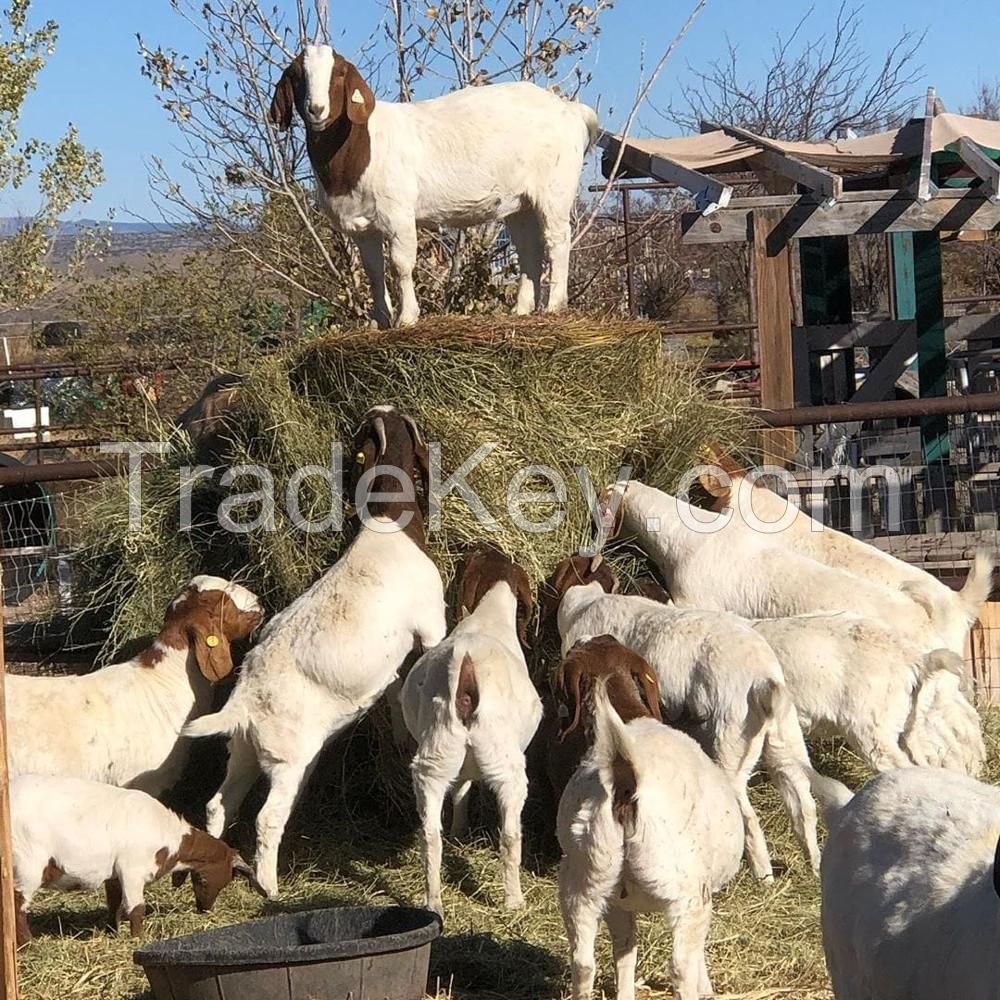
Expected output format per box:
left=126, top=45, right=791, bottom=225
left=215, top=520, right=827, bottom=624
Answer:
left=545, top=554, right=824, bottom=881
left=6, top=576, right=262, bottom=795
left=185, top=406, right=446, bottom=898
left=12, top=774, right=265, bottom=946
left=270, top=45, right=599, bottom=328
left=557, top=652, right=743, bottom=1000
left=401, top=544, right=541, bottom=916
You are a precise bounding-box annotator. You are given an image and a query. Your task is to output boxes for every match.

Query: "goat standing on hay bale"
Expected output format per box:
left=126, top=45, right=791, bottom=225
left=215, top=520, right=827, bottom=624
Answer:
left=555, top=637, right=744, bottom=1000
left=184, top=405, right=447, bottom=898
left=400, top=543, right=541, bottom=917
left=269, top=44, right=599, bottom=328
left=5, top=576, right=262, bottom=797
left=543, top=553, right=824, bottom=882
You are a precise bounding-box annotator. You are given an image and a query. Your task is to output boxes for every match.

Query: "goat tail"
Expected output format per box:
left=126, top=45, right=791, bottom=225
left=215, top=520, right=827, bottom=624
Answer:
left=591, top=678, right=643, bottom=785
left=447, top=643, right=479, bottom=728
left=808, top=771, right=853, bottom=823
left=182, top=700, right=248, bottom=740
left=959, top=550, right=996, bottom=624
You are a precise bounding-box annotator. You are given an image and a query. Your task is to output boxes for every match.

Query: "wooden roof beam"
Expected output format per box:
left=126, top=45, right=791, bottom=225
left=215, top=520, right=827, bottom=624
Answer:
left=955, top=136, right=1000, bottom=203
left=913, top=87, right=938, bottom=204
left=702, top=120, right=843, bottom=205
left=597, top=132, right=733, bottom=215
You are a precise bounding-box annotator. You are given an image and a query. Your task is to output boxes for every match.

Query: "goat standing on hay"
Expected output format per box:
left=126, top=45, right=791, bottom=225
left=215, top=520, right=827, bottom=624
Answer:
left=269, top=45, right=599, bottom=328
left=184, top=406, right=447, bottom=898
left=400, top=543, right=541, bottom=917
left=555, top=637, right=744, bottom=1000
left=5, top=576, right=262, bottom=796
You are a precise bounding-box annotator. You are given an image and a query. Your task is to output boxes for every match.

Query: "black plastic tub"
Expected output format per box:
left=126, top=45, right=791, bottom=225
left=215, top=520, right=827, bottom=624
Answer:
left=134, top=906, right=442, bottom=1000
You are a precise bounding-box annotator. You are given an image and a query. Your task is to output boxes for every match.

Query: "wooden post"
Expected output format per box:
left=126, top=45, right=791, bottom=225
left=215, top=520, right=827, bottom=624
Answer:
left=0, top=571, right=20, bottom=1000
left=752, top=208, right=796, bottom=463
left=622, top=187, right=637, bottom=317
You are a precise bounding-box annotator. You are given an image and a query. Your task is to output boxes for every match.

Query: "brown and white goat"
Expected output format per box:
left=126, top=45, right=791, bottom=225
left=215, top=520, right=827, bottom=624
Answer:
left=5, top=576, right=262, bottom=796
left=11, top=774, right=265, bottom=946
left=185, top=405, right=447, bottom=898
left=269, top=45, right=598, bottom=328
left=400, top=543, right=541, bottom=916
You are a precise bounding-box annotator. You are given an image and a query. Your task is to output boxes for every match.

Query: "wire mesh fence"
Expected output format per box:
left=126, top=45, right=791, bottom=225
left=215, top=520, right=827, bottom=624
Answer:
left=758, top=398, right=1000, bottom=700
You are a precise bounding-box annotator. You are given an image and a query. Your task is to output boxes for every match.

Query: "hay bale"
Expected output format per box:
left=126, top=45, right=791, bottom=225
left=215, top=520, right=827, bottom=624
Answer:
left=73, top=315, right=744, bottom=660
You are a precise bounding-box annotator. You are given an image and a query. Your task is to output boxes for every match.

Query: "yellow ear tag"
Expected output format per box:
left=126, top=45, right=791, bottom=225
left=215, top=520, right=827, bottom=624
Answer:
left=355, top=451, right=366, bottom=465
left=205, top=635, right=220, bottom=648
left=644, top=672, right=656, bottom=685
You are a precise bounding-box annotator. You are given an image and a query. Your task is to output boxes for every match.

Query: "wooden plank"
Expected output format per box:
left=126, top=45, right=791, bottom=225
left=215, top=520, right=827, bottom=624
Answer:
left=680, top=188, right=1000, bottom=244
left=955, top=136, right=1000, bottom=202
left=802, top=313, right=1000, bottom=351
left=598, top=133, right=733, bottom=214
left=0, top=572, right=19, bottom=1000
left=913, top=89, right=937, bottom=204
left=752, top=208, right=795, bottom=462
left=848, top=326, right=917, bottom=403
left=705, top=120, right=843, bottom=202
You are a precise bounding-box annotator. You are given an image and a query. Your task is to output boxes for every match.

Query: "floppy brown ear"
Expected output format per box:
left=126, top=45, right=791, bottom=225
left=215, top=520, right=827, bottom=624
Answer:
left=232, top=855, right=268, bottom=899
left=457, top=552, right=484, bottom=620
left=512, top=566, right=535, bottom=648
left=344, top=62, right=376, bottom=125
left=402, top=414, right=430, bottom=498
left=188, top=621, right=234, bottom=683
left=558, top=654, right=586, bottom=742
left=270, top=64, right=297, bottom=130
left=633, top=664, right=663, bottom=722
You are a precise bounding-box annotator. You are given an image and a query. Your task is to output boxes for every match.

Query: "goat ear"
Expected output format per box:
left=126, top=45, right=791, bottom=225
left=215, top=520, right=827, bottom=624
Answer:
left=270, top=65, right=296, bottom=130
left=634, top=664, right=662, bottom=722
left=233, top=855, right=269, bottom=899
left=344, top=62, right=375, bottom=125
left=513, top=567, right=535, bottom=648
left=188, top=621, right=234, bottom=683
left=402, top=414, right=430, bottom=498
left=456, top=552, right=483, bottom=621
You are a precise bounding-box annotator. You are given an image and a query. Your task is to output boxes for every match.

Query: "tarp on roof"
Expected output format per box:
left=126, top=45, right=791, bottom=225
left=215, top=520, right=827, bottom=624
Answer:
left=615, top=114, right=1000, bottom=177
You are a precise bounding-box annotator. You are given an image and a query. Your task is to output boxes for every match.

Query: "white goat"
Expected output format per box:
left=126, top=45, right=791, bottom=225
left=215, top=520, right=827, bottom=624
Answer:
left=752, top=614, right=984, bottom=775
left=5, top=576, right=262, bottom=795
left=270, top=45, right=599, bottom=328
left=11, top=774, right=264, bottom=946
left=695, top=459, right=995, bottom=655
left=608, top=480, right=945, bottom=649
left=401, top=544, right=541, bottom=916
left=820, top=767, right=1000, bottom=1000
left=185, top=407, right=446, bottom=897
left=546, top=555, right=823, bottom=881
left=558, top=678, right=744, bottom=1000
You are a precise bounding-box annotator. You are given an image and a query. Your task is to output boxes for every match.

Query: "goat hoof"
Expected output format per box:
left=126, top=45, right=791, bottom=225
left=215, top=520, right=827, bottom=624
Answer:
left=504, top=894, right=525, bottom=910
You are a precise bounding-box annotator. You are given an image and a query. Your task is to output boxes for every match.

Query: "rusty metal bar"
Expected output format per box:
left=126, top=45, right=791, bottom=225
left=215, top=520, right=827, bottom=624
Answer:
left=757, top=391, right=1000, bottom=428
left=660, top=323, right=758, bottom=337
left=0, top=457, right=125, bottom=486
left=0, top=438, right=112, bottom=453
left=623, top=187, right=636, bottom=317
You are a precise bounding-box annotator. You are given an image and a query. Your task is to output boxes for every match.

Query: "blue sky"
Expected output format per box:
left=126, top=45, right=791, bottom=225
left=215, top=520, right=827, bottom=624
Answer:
left=4, top=0, right=998, bottom=220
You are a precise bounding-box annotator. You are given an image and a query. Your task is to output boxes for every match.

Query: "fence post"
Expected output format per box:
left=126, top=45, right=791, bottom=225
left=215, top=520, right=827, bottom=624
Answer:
left=0, top=570, right=20, bottom=1000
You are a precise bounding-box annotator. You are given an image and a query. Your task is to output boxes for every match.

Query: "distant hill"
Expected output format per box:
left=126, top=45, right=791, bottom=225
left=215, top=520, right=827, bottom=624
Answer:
left=0, top=217, right=183, bottom=236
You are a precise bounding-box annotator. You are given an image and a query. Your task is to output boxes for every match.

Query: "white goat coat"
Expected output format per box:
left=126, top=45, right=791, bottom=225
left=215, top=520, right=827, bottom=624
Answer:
left=751, top=614, right=984, bottom=774
left=317, top=82, right=598, bottom=237
left=557, top=583, right=822, bottom=879
left=188, top=519, right=446, bottom=898
left=617, top=481, right=943, bottom=647
left=558, top=709, right=743, bottom=1000
left=720, top=476, right=993, bottom=654
left=197, top=522, right=446, bottom=746
left=822, top=767, right=1000, bottom=1000
left=5, top=652, right=211, bottom=794
left=401, top=580, right=542, bottom=915
left=12, top=774, right=191, bottom=904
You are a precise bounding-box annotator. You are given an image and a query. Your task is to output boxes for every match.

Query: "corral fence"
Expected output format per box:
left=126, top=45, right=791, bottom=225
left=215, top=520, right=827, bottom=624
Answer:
left=754, top=390, right=1000, bottom=701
